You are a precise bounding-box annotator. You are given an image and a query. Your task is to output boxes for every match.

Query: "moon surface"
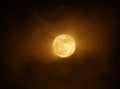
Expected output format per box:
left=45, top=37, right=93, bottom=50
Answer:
left=52, top=34, right=76, bottom=58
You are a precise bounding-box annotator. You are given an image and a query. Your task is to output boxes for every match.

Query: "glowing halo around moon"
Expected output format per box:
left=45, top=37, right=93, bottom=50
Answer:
left=52, top=34, right=76, bottom=58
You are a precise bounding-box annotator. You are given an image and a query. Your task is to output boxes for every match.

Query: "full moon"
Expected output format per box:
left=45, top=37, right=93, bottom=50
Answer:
left=52, top=34, right=76, bottom=58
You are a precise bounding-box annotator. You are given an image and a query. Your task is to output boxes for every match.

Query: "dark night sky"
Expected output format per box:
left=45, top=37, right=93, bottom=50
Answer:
left=0, top=1, right=120, bottom=89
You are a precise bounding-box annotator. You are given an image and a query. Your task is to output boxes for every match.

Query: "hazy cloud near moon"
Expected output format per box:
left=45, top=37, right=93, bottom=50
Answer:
left=2, top=7, right=115, bottom=89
